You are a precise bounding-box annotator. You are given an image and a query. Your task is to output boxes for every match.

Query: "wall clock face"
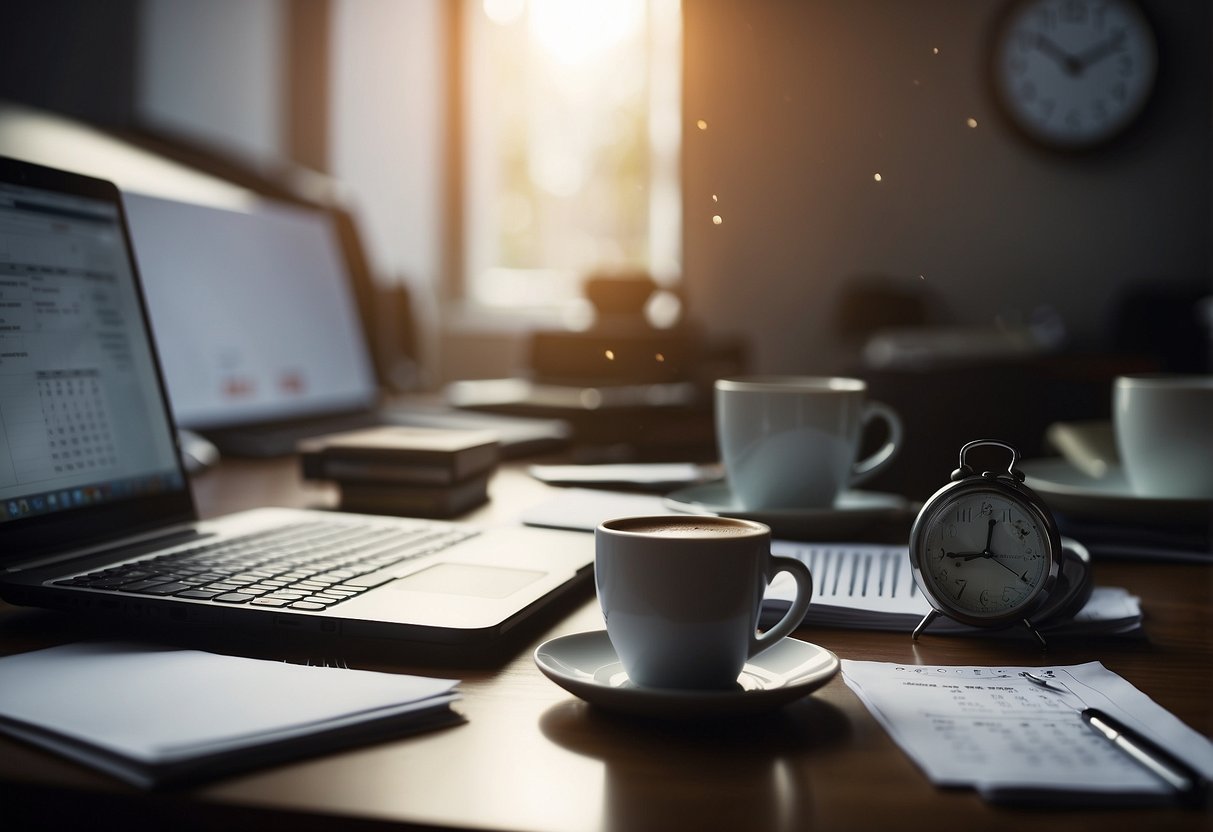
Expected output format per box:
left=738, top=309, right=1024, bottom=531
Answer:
left=991, top=0, right=1158, bottom=150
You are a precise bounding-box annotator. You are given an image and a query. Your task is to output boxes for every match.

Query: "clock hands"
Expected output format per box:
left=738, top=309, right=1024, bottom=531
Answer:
left=946, top=519, right=1032, bottom=584
left=984, top=552, right=1032, bottom=583
left=947, top=519, right=997, bottom=560
left=1032, top=34, right=1081, bottom=76
left=1073, top=29, right=1126, bottom=72
left=1031, top=29, right=1126, bottom=77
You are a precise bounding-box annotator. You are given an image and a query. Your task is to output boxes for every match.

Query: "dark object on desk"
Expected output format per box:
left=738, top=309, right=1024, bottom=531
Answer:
left=852, top=355, right=1156, bottom=501
left=300, top=426, right=498, bottom=518
left=300, top=426, right=499, bottom=486
left=337, top=474, right=491, bottom=519
left=200, top=403, right=569, bottom=460
left=1021, top=457, right=1213, bottom=561
left=0, top=156, right=594, bottom=655
left=480, top=271, right=744, bottom=461
left=1051, top=513, right=1212, bottom=563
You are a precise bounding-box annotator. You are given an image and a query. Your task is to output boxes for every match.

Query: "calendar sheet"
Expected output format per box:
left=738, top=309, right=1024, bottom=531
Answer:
left=841, top=660, right=1213, bottom=804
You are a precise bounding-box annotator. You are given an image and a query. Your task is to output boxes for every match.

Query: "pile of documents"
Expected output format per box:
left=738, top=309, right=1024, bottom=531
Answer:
left=0, top=642, right=461, bottom=788
left=762, top=543, right=1143, bottom=638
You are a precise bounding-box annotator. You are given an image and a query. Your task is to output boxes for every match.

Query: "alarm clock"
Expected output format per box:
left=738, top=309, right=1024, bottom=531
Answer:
left=908, top=440, right=1093, bottom=647
left=989, top=0, right=1158, bottom=151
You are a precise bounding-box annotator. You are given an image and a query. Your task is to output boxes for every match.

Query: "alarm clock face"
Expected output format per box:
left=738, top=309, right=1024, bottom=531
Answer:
left=992, top=0, right=1158, bottom=149
left=917, top=487, right=1051, bottom=619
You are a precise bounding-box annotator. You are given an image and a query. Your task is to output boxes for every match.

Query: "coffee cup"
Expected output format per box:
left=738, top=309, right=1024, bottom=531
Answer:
left=715, top=376, right=903, bottom=510
left=595, top=515, right=813, bottom=690
left=1114, top=374, right=1213, bottom=498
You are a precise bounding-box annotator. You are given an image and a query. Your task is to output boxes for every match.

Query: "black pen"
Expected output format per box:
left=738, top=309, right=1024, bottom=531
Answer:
left=1082, top=708, right=1209, bottom=806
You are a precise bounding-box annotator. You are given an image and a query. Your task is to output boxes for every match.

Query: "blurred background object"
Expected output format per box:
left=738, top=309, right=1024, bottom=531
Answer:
left=0, top=0, right=1208, bottom=476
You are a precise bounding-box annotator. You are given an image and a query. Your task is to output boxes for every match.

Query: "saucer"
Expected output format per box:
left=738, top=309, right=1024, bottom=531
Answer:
left=662, top=481, right=916, bottom=541
left=533, top=630, right=839, bottom=719
left=1021, top=458, right=1212, bottom=523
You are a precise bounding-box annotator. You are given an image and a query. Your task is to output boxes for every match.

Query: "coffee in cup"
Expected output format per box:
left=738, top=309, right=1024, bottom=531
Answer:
left=1114, top=374, right=1213, bottom=498
left=595, top=515, right=814, bottom=690
left=715, top=376, right=902, bottom=510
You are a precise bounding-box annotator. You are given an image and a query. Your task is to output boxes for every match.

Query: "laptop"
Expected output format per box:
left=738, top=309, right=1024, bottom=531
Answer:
left=121, top=191, right=568, bottom=458
left=0, top=156, right=593, bottom=648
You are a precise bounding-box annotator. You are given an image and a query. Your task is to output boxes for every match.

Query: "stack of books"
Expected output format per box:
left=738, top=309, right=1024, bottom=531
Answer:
left=300, top=426, right=499, bottom=518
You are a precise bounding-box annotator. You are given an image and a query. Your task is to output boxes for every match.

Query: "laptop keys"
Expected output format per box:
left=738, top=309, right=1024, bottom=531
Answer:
left=53, top=519, right=472, bottom=610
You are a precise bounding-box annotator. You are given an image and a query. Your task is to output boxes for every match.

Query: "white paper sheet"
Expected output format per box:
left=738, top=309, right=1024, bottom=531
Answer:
left=520, top=488, right=669, bottom=532
left=841, top=660, right=1213, bottom=803
left=0, top=642, right=460, bottom=785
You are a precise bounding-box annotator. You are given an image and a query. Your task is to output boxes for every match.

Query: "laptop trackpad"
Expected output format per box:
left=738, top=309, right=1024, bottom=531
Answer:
left=394, top=563, right=545, bottom=598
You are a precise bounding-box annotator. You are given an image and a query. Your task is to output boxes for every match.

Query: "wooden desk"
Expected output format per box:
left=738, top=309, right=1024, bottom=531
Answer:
left=1, top=459, right=1210, bottom=831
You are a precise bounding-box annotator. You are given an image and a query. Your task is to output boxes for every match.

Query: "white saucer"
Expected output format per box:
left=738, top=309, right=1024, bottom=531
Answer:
left=533, top=630, right=839, bottom=719
left=662, top=481, right=916, bottom=541
left=1021, top=458, right=1212, bottom=523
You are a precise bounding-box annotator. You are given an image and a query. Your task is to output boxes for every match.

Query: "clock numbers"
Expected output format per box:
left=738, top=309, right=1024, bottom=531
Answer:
left=994, top=0, right=1157, bottom=149
left=920, top=489, right=1049, bottom=618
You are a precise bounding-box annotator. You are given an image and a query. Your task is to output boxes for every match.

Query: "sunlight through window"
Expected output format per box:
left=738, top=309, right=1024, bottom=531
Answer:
left=464, top=0, right=681, bottom=312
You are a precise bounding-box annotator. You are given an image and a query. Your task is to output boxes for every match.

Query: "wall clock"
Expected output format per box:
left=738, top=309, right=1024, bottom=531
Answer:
left=990, top=0, right=1158, bottom=150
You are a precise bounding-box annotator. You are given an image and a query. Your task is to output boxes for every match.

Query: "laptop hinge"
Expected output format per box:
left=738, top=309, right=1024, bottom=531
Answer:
left=7, top=525, right=208, bottom=573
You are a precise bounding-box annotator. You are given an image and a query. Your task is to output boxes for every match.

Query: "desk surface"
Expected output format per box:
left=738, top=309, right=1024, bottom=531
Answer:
left=1, top=459, right=1210, bottom=831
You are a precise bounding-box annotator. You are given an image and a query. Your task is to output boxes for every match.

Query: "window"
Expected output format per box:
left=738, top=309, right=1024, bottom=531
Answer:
left=462, top=0, right=682, bottom=317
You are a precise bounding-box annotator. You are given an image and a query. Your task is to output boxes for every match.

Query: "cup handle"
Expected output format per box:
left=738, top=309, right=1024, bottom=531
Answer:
left=749, top=555, right=813, bottom=659
left=850, top=400, right=903, bottom=485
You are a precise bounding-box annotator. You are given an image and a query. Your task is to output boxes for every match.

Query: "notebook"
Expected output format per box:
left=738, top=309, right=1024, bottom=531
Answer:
left=0, top=155, right=593, bottom=648
left=121, top=191, right=568, bottom=457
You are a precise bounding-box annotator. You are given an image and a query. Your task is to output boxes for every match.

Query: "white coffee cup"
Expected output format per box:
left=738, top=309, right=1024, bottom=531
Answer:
left=1114, top=374, right=1213, bottom=499
left=595, top=515, right=814, bottom=690
left=715, top=376, right=903, bottom=510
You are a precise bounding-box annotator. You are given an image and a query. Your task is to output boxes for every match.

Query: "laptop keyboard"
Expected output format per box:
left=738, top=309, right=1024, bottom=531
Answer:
left=53, top=519, right=476, bottom=611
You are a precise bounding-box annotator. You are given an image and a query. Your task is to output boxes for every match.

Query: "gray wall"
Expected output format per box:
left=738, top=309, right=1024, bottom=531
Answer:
left=682, top=0, right=1212, bottom=373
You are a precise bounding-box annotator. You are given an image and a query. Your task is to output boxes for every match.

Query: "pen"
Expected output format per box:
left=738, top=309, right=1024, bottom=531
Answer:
left=1082, top=708, right=1208, bottom=806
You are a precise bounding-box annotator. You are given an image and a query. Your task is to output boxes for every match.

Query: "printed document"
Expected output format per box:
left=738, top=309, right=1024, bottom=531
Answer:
left=842, top=660, right=1213, bottom=804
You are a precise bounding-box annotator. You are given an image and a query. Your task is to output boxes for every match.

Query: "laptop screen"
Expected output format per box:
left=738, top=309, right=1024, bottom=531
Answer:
left=123, top=193, right=380, bottom=430
left=0, top=157, right=192, bottom=552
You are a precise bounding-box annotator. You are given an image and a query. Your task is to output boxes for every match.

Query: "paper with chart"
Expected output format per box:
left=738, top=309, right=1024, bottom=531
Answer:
left=763, top=542, right=1142, bottom=636
left=841, top=660, right=1213, bottom=803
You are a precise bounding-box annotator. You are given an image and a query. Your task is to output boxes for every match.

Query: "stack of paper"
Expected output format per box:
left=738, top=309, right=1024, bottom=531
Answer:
left=0, top=642, right=462, bottom=788
left=762, top=543, right=1143, bottom=637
